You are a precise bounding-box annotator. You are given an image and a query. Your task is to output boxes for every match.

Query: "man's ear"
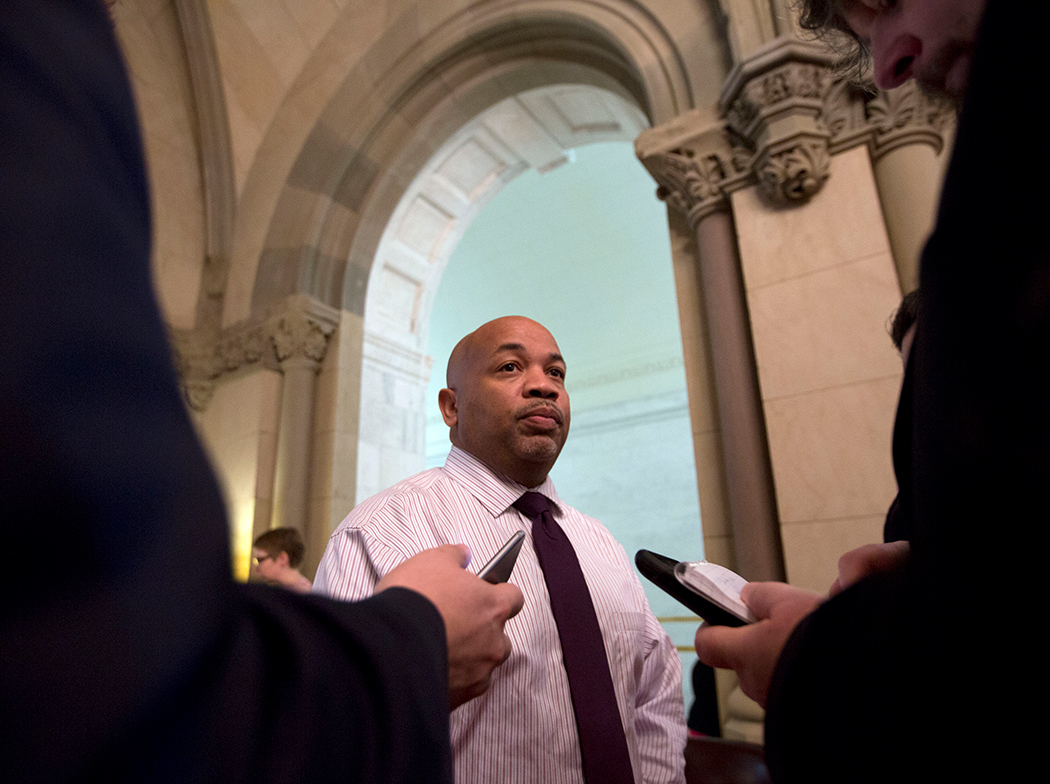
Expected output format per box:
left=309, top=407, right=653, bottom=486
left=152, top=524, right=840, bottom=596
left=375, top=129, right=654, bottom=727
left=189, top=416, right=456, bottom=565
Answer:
left=276, top=551, right=291, bottom=568
left=438, top=388, right=458, bottom=427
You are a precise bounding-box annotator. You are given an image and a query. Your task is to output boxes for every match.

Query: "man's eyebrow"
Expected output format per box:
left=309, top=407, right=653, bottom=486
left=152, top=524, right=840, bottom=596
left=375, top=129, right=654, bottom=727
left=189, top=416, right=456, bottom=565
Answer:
left=492, top=343, right=565, bottom=365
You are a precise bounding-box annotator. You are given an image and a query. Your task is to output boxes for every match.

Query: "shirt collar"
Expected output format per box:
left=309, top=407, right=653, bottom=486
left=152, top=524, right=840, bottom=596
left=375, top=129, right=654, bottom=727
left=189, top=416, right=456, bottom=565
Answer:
left=444, top=445, right=562, bottom=518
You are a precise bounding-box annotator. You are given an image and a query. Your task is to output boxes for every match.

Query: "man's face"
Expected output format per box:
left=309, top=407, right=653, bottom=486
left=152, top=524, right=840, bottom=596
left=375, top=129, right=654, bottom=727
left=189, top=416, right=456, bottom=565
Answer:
left=839, top=0, right=988, bottom=100
left=440, top=317, right=570, bottom=487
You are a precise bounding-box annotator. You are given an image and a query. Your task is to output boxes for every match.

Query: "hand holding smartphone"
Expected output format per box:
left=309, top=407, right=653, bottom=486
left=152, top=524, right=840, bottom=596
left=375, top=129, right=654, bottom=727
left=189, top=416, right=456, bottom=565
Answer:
left=477, top=530, right=526, bottom=584
left=635, top=549, right=755, bottom=626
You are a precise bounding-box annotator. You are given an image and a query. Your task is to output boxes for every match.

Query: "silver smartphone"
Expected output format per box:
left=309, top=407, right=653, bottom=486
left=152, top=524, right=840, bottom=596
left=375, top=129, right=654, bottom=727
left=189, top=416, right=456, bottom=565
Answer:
left=477, top=530, right=526, bottom=584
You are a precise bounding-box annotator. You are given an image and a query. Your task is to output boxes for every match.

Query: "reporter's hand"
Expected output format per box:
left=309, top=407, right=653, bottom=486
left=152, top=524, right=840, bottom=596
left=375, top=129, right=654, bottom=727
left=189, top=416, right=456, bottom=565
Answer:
left=829, top=541, right=910, bottom=597
left=377, top=544, right=525, bottom=709
left=693, top=582, right=822, bottom=707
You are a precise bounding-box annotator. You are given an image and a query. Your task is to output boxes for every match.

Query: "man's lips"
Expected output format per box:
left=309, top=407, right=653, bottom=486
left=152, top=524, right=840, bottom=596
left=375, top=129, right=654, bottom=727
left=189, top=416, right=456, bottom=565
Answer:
left=518, top=404, right=563, bottom=427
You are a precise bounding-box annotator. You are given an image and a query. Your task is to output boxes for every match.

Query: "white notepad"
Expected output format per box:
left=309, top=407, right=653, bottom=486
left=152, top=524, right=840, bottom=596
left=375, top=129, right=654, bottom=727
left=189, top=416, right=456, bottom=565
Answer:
left=674, top=560, right=756, bottom=624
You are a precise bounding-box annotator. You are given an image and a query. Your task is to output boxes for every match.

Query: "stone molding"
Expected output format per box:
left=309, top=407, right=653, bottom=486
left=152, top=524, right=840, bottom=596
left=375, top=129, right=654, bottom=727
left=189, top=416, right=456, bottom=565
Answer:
left=172, top=295, right=340, bottom=410
left=362, top=331, right=433, bottom=385
left=173, top=0, right=235, bottom=333
left=636, top=40, right=952, bottom=224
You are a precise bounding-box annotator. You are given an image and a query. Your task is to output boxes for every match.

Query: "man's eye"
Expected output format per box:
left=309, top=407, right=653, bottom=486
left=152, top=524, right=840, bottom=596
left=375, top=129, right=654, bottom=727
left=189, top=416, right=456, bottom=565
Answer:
left=549, top=368, right=565, bottom=379
left=499, top=362, right=517, bottom=372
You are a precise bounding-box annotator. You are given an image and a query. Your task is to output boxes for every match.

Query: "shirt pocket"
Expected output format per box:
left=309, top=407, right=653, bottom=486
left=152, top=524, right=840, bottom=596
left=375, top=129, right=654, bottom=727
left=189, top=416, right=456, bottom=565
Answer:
left=607, top=610, right=647, bottom=683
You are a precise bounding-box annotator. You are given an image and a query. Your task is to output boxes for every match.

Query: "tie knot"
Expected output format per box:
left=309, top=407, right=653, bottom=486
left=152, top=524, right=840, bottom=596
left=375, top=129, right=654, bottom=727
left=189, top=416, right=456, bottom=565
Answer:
left=513, top=491, right=551, bottom=519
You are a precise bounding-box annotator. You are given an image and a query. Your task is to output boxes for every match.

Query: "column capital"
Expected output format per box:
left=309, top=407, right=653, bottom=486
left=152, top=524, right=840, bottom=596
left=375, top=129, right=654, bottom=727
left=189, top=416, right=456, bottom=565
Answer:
left=265, top=294, right=340, bottom=369
left=824, top=77, right=954, bottom=158
left=635, top=114, right=747, bottom=228
left=720, top=36, right=837, bottom=205
left=638, top=46, right=954, bottom=223
left=173, top=294, right=341, bottom=410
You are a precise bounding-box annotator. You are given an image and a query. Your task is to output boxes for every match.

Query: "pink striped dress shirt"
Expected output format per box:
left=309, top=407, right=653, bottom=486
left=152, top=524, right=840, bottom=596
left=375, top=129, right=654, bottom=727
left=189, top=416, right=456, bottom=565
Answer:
left=314, top=446, right=687, bottom=784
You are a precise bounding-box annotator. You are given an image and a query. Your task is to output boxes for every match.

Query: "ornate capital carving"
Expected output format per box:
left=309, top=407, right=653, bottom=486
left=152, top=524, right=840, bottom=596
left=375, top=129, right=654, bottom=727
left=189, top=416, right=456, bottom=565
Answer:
left=266, top=296, right=338, bottom=368
left=823, top=77, right=954, bottom=158
left=720, top=37, right=837, bottom=206
left=170, top=327, right=219, bottom=412
left=173, top=295, right=341, bottom=411
left=635, top=114, right=747, bottom=228
left=864, top=81, right=953, bottom=158
left=637, top=42, right=954, bottom=223
left=754, top=139, right=831, bottom=202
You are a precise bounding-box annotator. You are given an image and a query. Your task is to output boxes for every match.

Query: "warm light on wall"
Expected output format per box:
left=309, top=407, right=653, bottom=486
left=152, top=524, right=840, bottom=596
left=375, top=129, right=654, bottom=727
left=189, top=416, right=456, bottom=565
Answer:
left=188, top=372, right=280, bottom=584
left=230, top=499, right=255, bottom=582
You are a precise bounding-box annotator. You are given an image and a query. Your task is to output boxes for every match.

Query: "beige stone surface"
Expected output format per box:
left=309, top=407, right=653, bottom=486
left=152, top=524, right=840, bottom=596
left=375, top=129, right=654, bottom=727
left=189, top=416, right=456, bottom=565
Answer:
left=192, top=369, right=282, bottom=580
left=733, top=147, right=893, bottom=291
left=781, top=514, right=887, bottom=592
left=734, top=146, right=903, bottom=592
left=324, top=314, right=366, bottom=531
left=746, top=252, right=904, bottom=400
left=113, top=0, right=205, bottom=330
left=692, top=431, right=732, bottom=540
left=764, top=376, right=901, bottom=525
left=873, top=142, right=944, bottom=292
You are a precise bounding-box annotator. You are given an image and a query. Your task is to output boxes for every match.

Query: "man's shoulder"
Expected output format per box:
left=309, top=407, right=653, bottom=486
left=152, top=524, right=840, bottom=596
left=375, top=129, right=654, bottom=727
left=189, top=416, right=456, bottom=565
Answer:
left=331, top=466, right=462, bottom=535
left=554, top=500, right=637, bottom=564
left=556, top=499, right=616, bottom=537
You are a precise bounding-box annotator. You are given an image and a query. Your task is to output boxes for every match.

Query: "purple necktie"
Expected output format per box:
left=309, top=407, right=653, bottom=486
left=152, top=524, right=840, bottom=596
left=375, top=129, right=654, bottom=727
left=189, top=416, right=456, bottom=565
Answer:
left=513, top=491, right=635, bottom=784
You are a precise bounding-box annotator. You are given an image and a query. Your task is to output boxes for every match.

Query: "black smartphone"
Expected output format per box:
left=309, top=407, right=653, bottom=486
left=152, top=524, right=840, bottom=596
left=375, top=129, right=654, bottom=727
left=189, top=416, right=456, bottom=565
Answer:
left=635, top=549, right=752, bottom=627
left=478, top=530, right=526, bottom=584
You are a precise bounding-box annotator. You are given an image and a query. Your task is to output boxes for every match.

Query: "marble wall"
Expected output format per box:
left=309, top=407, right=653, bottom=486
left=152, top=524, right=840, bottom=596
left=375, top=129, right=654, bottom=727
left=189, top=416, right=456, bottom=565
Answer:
left=192, top=369, right=281, bottom=579
left=733, top=146, right=904, bottom=591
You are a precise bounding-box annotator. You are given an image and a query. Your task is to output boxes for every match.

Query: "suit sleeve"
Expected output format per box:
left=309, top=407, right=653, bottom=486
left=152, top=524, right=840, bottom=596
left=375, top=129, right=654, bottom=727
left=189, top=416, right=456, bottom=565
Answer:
left=762, top=3, right=1049, bottom=782
left=0, top=2, right=451, bottom=781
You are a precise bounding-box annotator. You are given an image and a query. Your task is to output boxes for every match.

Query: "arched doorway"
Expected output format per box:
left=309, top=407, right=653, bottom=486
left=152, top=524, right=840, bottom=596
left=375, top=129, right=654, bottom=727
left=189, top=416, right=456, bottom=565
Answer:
left=359, top=85, right=705, bottom=699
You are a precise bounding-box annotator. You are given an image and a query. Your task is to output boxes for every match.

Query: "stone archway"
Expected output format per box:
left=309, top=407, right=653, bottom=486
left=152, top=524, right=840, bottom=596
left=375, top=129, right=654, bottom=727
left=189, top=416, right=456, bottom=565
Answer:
left=242, top=3, right=700, bottom=544
left=355, top=83, right=649, bottom=501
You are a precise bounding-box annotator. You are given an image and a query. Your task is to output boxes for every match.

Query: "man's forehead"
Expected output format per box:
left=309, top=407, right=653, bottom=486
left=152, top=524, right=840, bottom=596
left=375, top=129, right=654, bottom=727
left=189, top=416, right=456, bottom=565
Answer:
left=490, top=340, right=564, bottom=362
left=448, top=316, right=563, bottom=384
left=474, top=318, right=559, bottom=353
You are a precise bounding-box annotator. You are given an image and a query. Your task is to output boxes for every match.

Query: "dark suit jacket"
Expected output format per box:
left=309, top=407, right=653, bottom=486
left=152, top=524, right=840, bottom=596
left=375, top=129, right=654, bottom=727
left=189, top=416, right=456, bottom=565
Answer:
left=0, top=2, right=452, bottom=781
left=763, top=2, right=1048, bottom=781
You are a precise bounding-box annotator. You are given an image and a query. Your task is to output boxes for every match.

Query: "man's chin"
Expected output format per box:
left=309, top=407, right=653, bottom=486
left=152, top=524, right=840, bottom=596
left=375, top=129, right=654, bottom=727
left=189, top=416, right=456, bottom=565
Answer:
left=515, top=436, right=562, bottom=464
left=914, top=75, right=961, bottom=109
left=917, top=46, right=971, bottom=105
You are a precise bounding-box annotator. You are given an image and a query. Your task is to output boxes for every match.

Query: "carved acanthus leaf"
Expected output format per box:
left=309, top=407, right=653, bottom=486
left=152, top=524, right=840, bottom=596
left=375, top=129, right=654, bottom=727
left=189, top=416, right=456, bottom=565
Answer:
left=266, top=297, right=338, bottom=366
left=865, top=80, right=953, bottom=156
left=170, top=295, right=340, bottom=411
left=757, top=141, right=831, bottom=204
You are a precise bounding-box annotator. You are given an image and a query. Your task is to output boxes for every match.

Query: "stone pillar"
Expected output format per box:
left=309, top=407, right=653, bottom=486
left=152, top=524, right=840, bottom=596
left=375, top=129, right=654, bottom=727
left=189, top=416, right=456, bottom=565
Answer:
left=865, top=82, right=953, bottom=293
left=636, top=118, right=785, bottom=583
left=266, top=296, right=339, bottom=545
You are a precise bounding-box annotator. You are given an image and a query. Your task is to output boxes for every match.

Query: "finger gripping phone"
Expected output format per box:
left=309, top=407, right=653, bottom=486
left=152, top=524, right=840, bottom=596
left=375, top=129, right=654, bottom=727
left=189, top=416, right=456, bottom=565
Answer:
left=635, top=549, right=754, bottom=627
left=478, top=530, right=526, bottom=584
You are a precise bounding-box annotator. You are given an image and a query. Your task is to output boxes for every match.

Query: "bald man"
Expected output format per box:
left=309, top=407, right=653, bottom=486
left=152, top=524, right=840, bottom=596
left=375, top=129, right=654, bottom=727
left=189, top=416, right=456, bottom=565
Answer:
left=315, top=317, right=687, bottom=784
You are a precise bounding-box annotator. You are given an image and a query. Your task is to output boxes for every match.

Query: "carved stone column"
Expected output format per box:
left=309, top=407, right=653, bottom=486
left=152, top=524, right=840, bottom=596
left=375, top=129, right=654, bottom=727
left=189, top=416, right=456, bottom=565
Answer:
left=636, top=116, right=786, bottom=583
left=866, top=82, right=953, bottom=292
left=822, top=76, right=953, bottom=293
left=266, top=295, right=339, bottom=541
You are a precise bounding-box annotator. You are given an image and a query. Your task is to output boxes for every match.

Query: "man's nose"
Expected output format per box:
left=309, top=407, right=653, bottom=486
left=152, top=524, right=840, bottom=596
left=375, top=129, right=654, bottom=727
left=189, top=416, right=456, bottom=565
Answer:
left=873, top=47, right=916, bottom=90
left=868, top=20, right=921, bottom=91
left=524, top=368, right=558, bottom=398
